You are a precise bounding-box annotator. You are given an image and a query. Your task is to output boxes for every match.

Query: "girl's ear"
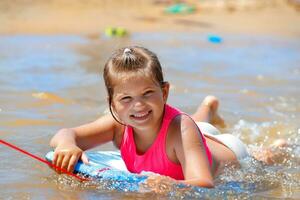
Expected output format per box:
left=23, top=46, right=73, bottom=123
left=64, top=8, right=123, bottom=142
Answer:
left=162, top=82, right=170, bottom=103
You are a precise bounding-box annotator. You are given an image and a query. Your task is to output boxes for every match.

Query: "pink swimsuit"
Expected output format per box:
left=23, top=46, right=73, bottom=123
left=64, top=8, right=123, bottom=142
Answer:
left=120, top=104, right=212, bottom=180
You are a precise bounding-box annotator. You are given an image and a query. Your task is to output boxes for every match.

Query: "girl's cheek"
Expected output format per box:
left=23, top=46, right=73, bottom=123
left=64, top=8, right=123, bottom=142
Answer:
left=150, top=94, right=164, bottom=102
left=116, top=101, right=130, bottom=109
left=114, top=102, right=130, bottom=114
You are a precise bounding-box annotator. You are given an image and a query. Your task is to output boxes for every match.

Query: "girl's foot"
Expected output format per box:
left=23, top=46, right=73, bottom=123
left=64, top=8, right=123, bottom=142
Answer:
left=192, top=95, right=226, bottom=128
left=270, top=139, right=288, bottom=148
left=252, top=139, right=289, bottom=165
left=202, top=96, right=226, bottom=128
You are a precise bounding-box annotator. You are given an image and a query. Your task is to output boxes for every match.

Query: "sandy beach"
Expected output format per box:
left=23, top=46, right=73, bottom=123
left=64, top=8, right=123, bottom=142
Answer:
left=0, top=0, right=300, bottom=37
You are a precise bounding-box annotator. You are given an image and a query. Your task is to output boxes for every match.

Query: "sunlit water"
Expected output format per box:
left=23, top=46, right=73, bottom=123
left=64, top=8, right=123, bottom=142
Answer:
left=0, top=33, right=299, bottom=199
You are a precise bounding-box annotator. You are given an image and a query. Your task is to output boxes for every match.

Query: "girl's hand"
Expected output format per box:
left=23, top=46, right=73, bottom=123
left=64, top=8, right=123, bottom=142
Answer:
left=140, top=173, right=177, bottom=194
left=52, top=143, right=89, bottom=173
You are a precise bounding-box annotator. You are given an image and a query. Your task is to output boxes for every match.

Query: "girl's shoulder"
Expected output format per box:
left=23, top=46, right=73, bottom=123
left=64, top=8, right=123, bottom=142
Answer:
left=92, top=113, right=125, bottom=147
left=168, top=114, right=197, bottom=135
left=112, top=119, right=125, bottom=149
left=166, top=114, right=198, bottom=162
left=167, top=113, right=198, bottom=145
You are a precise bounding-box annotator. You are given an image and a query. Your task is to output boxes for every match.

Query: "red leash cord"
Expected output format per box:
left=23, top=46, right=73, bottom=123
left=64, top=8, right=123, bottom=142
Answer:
left=0, top=139, right=89, bottom=182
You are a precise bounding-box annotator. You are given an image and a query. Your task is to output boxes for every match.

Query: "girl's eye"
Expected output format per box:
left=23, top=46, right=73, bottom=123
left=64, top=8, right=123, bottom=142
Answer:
left=120, top=96, right=132, bottom=103
left=143, top=90, right=154, bottom=97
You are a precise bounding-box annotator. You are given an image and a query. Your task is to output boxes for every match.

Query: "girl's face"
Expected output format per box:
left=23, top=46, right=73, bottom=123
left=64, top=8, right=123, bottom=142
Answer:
left=111, top=76, right=169, bottom=130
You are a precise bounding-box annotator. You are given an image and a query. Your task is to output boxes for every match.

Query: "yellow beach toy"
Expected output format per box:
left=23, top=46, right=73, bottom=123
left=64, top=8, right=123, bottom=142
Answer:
left=105, top=27, right=128, bottom=37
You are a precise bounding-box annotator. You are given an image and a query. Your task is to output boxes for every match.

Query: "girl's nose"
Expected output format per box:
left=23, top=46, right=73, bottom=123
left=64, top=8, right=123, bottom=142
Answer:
left=133, top=97, right=146, bottom=108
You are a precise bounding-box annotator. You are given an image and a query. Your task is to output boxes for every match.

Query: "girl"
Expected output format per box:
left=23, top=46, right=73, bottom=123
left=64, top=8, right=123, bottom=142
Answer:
left=50, top=46, right=284, bottom=188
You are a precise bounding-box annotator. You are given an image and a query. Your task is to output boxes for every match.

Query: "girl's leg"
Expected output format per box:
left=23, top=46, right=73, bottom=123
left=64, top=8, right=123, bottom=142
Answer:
left=191, top=95, right=225, bottom=127
left=194, top=96, right=289, bottom=165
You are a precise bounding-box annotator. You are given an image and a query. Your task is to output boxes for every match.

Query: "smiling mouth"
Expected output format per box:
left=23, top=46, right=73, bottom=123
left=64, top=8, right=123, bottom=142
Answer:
left=130, top=110, right=152, bottom=120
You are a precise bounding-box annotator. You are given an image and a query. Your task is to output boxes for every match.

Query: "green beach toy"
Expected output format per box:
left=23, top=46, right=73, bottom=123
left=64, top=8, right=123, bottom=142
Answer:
left=105, top=27, right=127, bottom=37
left=105, top=27, right=115, bottom=37
left=165, top=3, right=196, bottom=14
left=115, top=27, right=127, bottom=37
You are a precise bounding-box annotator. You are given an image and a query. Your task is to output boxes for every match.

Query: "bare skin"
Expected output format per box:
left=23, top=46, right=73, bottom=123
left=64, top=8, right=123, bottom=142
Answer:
left=251, top=138, right=289, bottom=165
left=190, top=96, right=237, bottom=176
left=50, top=92, right=286, bottom=187
left=50, top=77, right=216, bottom=188
left=191, top=95, right=225, bottom=128
left=144, top=95, right=289, bottom=192
left=190, top=95, right=289, bottom=166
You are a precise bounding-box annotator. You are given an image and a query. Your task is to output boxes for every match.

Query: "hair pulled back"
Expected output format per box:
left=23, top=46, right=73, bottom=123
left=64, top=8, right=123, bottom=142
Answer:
left=103, top=46, right=165, bottom=124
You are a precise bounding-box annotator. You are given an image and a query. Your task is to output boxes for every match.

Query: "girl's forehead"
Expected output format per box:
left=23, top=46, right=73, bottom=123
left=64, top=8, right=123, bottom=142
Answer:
left=115, top=76, right=155, bottom=87
left=112, top=75, right=159, bottom=93
left=111, top=71, right=158, bottom=86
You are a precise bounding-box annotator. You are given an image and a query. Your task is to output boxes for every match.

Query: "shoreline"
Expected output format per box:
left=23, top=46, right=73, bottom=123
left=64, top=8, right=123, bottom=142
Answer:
left=0, top=0, right=299, bottom=37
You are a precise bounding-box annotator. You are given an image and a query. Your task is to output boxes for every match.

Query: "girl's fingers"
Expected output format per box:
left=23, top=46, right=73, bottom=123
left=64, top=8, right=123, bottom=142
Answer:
left=52, top=152, right=58, bottom=166
left=81, top=152, right=90, bottom=165
left=68, top=155, right=79, bottom=172
left=52, top=149, right=87, bottom=174
left=55, top=154, right=64, bottom=173
left=61, top=154, right=72, bottom=171
left=67, top=152, right=89, bottom=172
left=53, top=151, right=63, bottom=170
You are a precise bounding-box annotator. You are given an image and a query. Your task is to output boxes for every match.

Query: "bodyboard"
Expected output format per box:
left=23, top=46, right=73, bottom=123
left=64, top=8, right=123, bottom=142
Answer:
left=45, top=151, right=148, bottom=191
left=45, top=151, right=256, bottom=195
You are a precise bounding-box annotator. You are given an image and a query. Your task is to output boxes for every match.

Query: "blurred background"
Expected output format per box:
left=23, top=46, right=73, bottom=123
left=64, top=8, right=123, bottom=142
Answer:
left=1, top=0, right=300, bottom=35
left=0, top=0, right=300, bottom=199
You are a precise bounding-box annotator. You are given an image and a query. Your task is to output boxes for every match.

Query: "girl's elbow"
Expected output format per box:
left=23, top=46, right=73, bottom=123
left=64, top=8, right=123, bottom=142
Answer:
left=49, top=132, right=60, bottom=147
left=49, top=138, right=55, bottom=148
left=205, top=180, right=215, bottom=188
left=182, top=178, right=215, bottom=188
left=49, top=128, right=73, bottom=147
left=194, top=179, right=214, bottom=188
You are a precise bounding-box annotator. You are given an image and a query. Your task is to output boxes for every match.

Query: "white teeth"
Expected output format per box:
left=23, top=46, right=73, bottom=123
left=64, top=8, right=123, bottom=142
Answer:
left=133, top=112, right=148, bottom=118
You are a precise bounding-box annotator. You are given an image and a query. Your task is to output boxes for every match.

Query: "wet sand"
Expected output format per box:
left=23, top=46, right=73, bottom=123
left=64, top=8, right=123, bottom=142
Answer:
left=0, top=0, right=300, bottom=37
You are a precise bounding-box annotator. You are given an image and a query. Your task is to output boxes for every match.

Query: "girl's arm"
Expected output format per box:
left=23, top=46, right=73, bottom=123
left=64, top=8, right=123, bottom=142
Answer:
left=50, top=113, right=123, bottom=173
left=174, top=115, right=214, bottom=188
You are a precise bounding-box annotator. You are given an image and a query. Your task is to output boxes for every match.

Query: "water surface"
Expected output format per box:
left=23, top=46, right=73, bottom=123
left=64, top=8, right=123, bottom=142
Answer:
left=0, top=33, right=299, bottom=199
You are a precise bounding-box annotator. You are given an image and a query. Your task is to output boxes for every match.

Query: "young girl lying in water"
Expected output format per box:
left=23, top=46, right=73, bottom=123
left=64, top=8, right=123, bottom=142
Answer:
left=50, top=46, right=287, bottom=188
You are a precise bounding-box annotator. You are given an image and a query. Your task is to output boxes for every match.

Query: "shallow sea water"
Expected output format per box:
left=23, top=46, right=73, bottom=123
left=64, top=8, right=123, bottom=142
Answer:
left=0, top=33, right=299, bottom=199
